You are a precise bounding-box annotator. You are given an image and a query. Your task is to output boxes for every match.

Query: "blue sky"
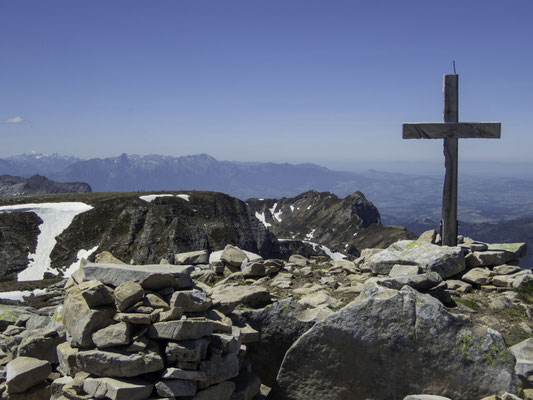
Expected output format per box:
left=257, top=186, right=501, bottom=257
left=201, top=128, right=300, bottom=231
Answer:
left=1, top=0, right=532, bottom=172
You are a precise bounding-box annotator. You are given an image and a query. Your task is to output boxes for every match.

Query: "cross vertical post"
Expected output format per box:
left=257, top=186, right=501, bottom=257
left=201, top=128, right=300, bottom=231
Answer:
left=402, top=74, right=501, bottom=248
left=442, top=74, right=459, bottom=246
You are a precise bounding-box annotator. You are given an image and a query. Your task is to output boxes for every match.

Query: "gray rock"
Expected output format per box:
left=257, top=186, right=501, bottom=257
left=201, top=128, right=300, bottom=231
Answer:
left=417, top=229, right=438, bottom=244
left=487, top=242, right=527, bottom=259
left=7, top=381, right=51, bottom=400
left=366, top=240, right=465, bottom=278
left=155, top=379, right=197, bottom=397
left=62, top=285, right=115, bottom=348
left=158, top=307, right=184, bottom=322
left=169, top=290, right=212, bottom=312
left=114, top=313, right=152, bottom=325
left=270, top=286, right=518, bottom=400
left=389, top=264, right=420, bottom=277
left=231, top=298, right=316, bottom=387
left=403, top=396, right=452, bottom=400
left=51, top=376, right=73, bottom=400
left=76, top=343, right=164, bottom=377
left=6, top=357, right=52, bottom=394
left=229, top=369, right=261, bottom=400
left=288, top=255, right=309, bottom=266
left=445, top=280, right=473, bottom=294
left=510, top=338, right=533, bottom=384
left=56, top=342, right=79, bottom=377
left=162, top=367, right=207, bottom=381
left=242, top=261, right=267, bottom=278
left=493, top=265, right=521, bottom=275
left=194, top=381, right=235, bottom=400
left=466, top=251, right=514, bottom=268
left=143, top=293, right=169, bottom=310
left=380, top=272, right=442, bottom=291
left=165, top=338, right=210, bottom=363
left=147, top=320, right=214, bottom=340
left=114, top=281, right=144, bottom=312
left=198, top=353, right=240, bottom=389
left=221, top=245, right=248, bottom=267
left=175, top=250, right=209, bottom=265
left=78, top=263, right=194, bottom=290
left=462, top=268, right=493, bottom=285
left=211, top=284, right=271, bottom=314
left=211, top=327, right=242, bottom=355
left=92, top=322, right=132, bottom=348
left=83, top=377, right=153, bottom=400
left=17, top=330, right=65, bottom=364
left=78, top=280, right=114, bottom=307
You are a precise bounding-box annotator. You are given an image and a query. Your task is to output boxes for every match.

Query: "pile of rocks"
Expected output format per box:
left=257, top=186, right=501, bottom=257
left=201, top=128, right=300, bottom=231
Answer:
left=359, top=234, right=531, bottom=298
left=3, top=262, right=262, bottom=399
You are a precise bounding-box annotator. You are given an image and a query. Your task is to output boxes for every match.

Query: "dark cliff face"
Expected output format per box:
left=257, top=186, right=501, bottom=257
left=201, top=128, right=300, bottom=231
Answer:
left=247, top=190, right=415, bottom=257
left=0, top=212, right=42, bottom=280
left=46, top=191, right=280, bottom=271
left=0, top=174, right=91, bottom=196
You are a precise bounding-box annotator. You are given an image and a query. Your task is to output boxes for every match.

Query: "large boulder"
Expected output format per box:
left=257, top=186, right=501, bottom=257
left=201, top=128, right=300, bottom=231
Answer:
left=175, top=250, right=209, bottom=265
left=74, top=263, right=194, bottom=290
left=6, top=357, right=52, bottom=394
left=62, top=285, right=116, bottom=348
left=365, top=240, right=465, bottom=278
left=510, top=338, right=533, bottom=385
left=232, top=298, right=317, bottom=387
left=269, top=286, right=518, bottom=400
left=211, top=284, right=271, bottom=314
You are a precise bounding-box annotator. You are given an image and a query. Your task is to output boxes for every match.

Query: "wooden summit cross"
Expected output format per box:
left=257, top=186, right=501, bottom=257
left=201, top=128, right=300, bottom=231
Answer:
left=402, top=74, right=501, bottom=246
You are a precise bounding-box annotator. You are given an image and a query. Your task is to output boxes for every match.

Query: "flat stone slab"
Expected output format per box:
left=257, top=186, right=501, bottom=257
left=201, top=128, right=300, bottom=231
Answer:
left=76, top=263, right=194, bottom=289
left=147, top=320, right=214, bottom=340
left=366, top=240, right=465, bottom=278
left=156, top=379, right=197, bottom=397
left=211, top=284, right=271, bottom=314
left=83, top=377, right=153, bottom=400
left=6, top=356, right=52, bottom=394
left=76, top=344, right=164, bottom=377
left=193, top=381, right=235, bottom=400
left=510, top=338, right=533, bottom=383
left=175, top=250, right=208, bottom=265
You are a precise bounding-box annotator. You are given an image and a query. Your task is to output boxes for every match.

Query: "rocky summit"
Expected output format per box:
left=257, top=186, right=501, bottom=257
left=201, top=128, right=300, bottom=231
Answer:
left=0, top=233, right=531, bottom=399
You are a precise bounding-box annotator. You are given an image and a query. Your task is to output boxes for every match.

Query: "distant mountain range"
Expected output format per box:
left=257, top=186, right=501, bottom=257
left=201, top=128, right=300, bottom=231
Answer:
left=0, top=174, right=91, bottom=196
left=1, top=152, right=533, bottom=227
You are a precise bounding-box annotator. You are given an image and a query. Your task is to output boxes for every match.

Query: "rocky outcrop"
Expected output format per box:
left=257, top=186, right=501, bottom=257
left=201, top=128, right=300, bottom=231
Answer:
left=0, top=174, right=91, bottom=196
left=247, top=190, right=415, bottom=258
left=270, top=285, right=519, bottom=400
left=0, top=212, right=41, bottom=280
left=0, top=191, right=281, bottom=280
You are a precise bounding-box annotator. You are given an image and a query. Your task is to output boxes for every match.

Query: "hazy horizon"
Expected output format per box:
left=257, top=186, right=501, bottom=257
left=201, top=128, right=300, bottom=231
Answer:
left=1, top=1, right=532, bottom=169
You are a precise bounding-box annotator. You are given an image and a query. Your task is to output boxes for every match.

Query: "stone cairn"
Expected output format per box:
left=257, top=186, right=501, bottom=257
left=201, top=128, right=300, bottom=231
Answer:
left=4, top=261, right=262, bottom=399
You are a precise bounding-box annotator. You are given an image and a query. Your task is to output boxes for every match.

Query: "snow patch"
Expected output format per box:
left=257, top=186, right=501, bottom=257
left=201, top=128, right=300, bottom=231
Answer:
left=0, top=289, right=47, bottom=302
left=209, top=250, right=223, bottom=264
left=139, top=194, right=174, bottom=202
left=255, top=212, right=271, bottom=228
left=63, top=245, right=99, bottom=277
left=290, top=205, right=294, bottom=212
left=0, top=202, right=93, bottom=281
left=307, top=205, right=312, bottom=210
left=177, top=194, right=190, bottom=202
left=303, top=241, right=347, bottom=261
left=269, top=203, right=282, bottom=222
left=305, top=229, right=316, bottom=240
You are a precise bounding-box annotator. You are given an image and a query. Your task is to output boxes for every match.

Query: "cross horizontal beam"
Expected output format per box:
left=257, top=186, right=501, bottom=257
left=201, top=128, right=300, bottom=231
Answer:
left=402, top=122, right=501, bottom=139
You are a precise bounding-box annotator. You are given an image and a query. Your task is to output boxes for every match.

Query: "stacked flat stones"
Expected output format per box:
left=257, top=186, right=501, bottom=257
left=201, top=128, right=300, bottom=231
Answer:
left=54, top=262, right=261, bottom=400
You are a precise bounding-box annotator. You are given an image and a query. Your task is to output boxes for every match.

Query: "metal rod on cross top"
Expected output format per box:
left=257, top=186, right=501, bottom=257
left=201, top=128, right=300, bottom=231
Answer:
left=402, top=75, right=501, bottom=247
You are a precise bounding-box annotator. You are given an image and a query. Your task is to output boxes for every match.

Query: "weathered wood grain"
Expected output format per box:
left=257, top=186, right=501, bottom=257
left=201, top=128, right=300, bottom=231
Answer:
left=402, top=122, right=501, bottom=139
left=441, top=74, right=459, bottom=246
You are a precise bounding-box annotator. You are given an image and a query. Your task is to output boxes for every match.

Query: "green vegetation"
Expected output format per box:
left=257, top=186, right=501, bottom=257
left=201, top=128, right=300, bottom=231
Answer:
left=515, top=281, right=533, bottom=304
left=456, top=332, right=474, bottom=360
left=0, top=312, right=17, bottom=322
left=484, top=344, right=512, bottom=367
left=455, top=297, right=480, bottom=311
left=406, top=242, right=423, bottom=250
